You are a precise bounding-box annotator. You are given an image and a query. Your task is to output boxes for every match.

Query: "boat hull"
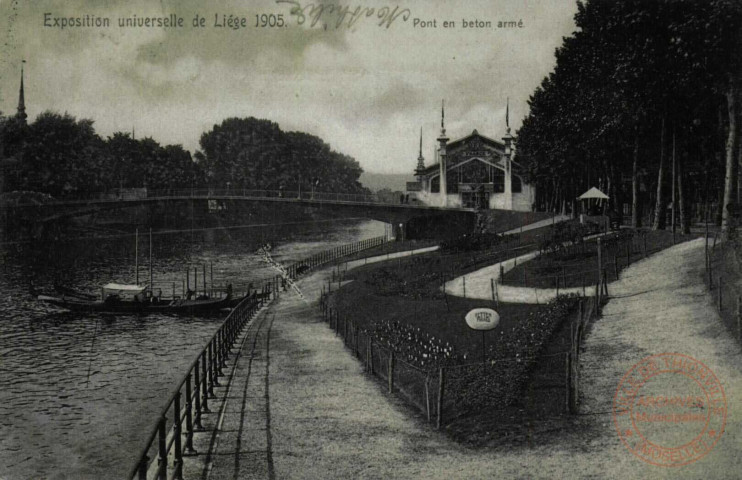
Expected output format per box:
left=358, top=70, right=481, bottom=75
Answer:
left=37, top=294, right=241, bottom=315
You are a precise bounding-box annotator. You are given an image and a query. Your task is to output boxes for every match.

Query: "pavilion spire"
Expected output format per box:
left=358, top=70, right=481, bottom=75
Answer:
left=416, top=127, right=425, bottom=172
left=440, top=99, right=446, bottom=136
left=505, top=97, right=510, bottom=135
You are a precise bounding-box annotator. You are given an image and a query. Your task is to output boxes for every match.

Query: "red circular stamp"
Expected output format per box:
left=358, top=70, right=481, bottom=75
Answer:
left=612, top=353, right=726, bottom=467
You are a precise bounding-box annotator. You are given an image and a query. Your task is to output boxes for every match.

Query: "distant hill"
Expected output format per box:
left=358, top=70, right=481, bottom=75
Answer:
left=359, top=172, right=412, bottom=193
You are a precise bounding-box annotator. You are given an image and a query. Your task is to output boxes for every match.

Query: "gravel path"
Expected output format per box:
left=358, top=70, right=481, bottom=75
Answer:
left=443, top=250, right=598, bottom=303
left=578, top=238, right=742, bottom=478
left=502, top=213, right=571, bottom=235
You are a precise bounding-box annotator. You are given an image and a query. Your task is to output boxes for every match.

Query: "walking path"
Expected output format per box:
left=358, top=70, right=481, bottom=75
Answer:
left=193, top=237, right=742, bottom=479
left=577, top=237, right=742, bottom=478
left=502, top=213, right=571, bottom=235
left=443, top=249, right=598, bottom=303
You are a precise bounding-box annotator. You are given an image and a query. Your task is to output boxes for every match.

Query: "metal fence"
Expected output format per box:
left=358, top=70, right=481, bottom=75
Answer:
left=319, top=293, right=595, bottom=428
left=706, top=229, right=742, bottom=345
left=128, top=294, right=265, bottom=480
left=127, top=235, right=389, bottom=479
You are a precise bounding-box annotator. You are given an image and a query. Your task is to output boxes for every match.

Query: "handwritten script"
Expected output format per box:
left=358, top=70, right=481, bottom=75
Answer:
left=276, top=1, right=411, bottom=29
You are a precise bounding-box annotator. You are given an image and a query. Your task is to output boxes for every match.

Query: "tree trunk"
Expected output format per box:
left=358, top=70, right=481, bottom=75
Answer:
left=678, top=154, right=689, bottom=234
left=722, top=80, right=739, bottom=239
left=631, top=130, right=641, bottom=228
left=653, top=118, right=666, bottom=230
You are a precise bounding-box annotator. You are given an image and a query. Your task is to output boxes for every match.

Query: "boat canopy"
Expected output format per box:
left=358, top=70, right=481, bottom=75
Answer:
left=102, top=283, right=147, bottom=294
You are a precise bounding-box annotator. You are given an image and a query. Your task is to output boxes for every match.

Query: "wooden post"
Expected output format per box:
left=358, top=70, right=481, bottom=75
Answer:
left=388, top=351, right=394, bottom=393
left=500, top=264, right=504, bottom=283
left=425, top=377, right=431, bottom=422
left=490, top=278, right=495, bottom=303
left=603, top=269, right=608, bottom=297
left=556, top=276, right=560, bottom=297
left=613, top=255, right=619, bottom=281
left=597, top=237, right=602, bottom=288
left=643, top=235, right=647, bottom=258
left=718, top=276, right=722, bottom=311
left=737, top=296, right=741, bottom=342
left=463, top=276, right=466, bottom=299
left=582, top=274, right=585, bottom=297
left=149, top=229, right=153, bottom=295
left=565, top=352, right=571, bottom=413
left=626, top=240, right=630, bottom=266
left=135, top=228, right=139, bottom=285
left=436, top=367, right=445, bottom=430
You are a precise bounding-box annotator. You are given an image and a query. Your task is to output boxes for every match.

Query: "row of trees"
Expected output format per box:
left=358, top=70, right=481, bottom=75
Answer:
left=0, top=112, right=205, bottom=196
left=516, top=0, right=742, bottom=236
left=196, top=117, right=366, bottom=194
left=0, top=113, right=366, bottom=197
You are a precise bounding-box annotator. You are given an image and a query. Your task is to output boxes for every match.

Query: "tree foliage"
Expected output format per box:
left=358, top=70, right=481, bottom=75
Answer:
left=516, top=0, right=742, bottom=232
left=198, top=117, right=366, bottom=194
left=1, top=113, right=366, bottom=198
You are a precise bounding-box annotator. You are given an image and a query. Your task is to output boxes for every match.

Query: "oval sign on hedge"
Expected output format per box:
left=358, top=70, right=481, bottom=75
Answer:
left=465, top=308, right=500, bottom=331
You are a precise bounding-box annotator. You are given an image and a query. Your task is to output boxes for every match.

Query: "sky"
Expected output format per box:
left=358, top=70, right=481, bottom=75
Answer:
left=0, top=0, right=579, bottom=175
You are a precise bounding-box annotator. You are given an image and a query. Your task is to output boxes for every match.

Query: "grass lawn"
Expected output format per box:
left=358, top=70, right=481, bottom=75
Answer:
left=502, top=228, right=700, bottom=289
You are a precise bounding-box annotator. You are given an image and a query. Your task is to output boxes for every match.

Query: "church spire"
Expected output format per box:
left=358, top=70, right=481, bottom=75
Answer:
left=415, top=127, right=425, bottom=173
left=16, top=60, right=27, bottom=124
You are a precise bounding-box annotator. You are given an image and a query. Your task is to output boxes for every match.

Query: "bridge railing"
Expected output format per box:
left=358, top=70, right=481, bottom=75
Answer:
left=28, top=188, right=399, bottom=205
left=127, top=293, right=266, bottom=480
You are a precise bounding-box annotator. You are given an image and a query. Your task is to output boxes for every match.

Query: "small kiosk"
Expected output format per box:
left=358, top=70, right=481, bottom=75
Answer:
left=578, top=187, right=611, bottom=230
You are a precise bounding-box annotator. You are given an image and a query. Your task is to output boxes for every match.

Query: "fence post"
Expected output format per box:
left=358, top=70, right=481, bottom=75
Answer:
left=425, top=377, right=431, bottom=423
left=173, top=391, right=184, bottom=480
left=201, top=353, right=210, bottom=411
left=436, top=367, right=445, bottom=430
left=193, top=362, right=203, bottom=429
left=137, top=456, right=149, bottom=480
left=565, top=352, right=571, bottom=413
left=718, top=276, right=723, bottom=311
left=738, top=296, right=742, bottom=342
left=185, top=374, right=196, bottom=453
left=603, top=269, right=608, bottom=297
left=157, top=417, right=167, bottom=480
left=388, top=351, right=394, bottom=393
left=463, top=276, right=466, bottom=299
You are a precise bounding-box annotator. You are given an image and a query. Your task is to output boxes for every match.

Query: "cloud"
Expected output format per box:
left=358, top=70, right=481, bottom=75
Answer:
left=0, top=0, right=580, bottom=175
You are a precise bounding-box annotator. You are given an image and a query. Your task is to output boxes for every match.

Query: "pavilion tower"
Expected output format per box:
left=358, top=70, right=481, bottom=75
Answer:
left=502, top=98, right=514, bottom=209
left=414, top=127, right=425, bottom=177
left=437, top=100, right=449, bottom=207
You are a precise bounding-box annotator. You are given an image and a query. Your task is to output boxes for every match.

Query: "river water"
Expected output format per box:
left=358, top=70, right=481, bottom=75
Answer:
left=0, top=219, right=384, bottom=480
